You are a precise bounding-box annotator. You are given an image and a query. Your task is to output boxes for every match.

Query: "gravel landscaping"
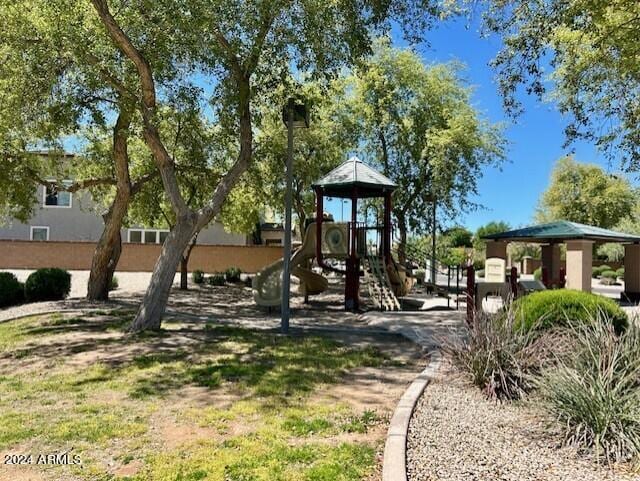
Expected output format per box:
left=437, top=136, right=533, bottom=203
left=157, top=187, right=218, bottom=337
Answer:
left=407, top=369, right=640, bottom=481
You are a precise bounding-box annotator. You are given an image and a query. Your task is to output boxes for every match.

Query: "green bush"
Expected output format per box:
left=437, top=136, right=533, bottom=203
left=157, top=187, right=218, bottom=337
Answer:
left=599, top=269, right=618, bottom=285
left=513, top=289, right=627, bottom=333
left=533, top=267, right=542, bottom=280
left=616, top=267, right=625, bottom=279
left=0, top=272, right=24, bottom=307
left=192, top=270, right=205, bottom=284
left=224, top=267, right=242, bottom=283
left=24, top=268, right=71, bottom=302
left=208, top=273, right=226, bottom=286
left=592, top=264, right=611, bottom=278
left=443, top=307, right=541, bottom=400
left=538, top=321, right=640, bottom=462
left=109, top=276, right=119, bottom=291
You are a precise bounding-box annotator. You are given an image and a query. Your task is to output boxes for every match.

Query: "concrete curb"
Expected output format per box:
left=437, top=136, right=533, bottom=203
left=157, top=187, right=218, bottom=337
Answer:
left=382, top=349, right=443, bottom=481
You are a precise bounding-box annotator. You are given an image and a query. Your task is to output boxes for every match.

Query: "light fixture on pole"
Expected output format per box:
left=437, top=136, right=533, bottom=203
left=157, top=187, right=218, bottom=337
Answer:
left=281, top=97, right=309, bottom=334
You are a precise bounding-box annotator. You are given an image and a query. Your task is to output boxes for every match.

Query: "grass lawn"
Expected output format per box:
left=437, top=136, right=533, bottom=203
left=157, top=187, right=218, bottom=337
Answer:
left=0, top=309, right=423, bottom=481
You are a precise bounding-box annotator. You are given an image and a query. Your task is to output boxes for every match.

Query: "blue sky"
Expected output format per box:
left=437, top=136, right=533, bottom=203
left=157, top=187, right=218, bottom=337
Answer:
left=325, top=14, right=631, bottom=234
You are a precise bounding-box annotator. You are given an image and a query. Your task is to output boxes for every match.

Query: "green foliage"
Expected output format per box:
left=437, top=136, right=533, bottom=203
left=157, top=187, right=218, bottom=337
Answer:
left=441, top=247, right=467, bottom=267
left=592, top=265, right=611, bottom=278
left=533, top=267, right=542, bottom=281
left=24, top=268, right=71, bottom=302
left=535, top=156, right=636, bottom=228
left=192, top=270, right=205, bottom=285
left=600, top=270, right=618, bottom=285
left=512, top=290, right=627, bottom=333
left=414, top=269, right=426, bottom=283
left=0, top=272, right=24, bottom=307
left=109, top=276, right=119, bottom=291
left=485, top=0, right=640, bottom=169
left=538, top=321, right=640, bottom=462
left=473, top=221, right=511, bottom=251
left=445, top=226, right=473, bottom=247
left=208, top=274, right=226, bottom=286
left=508, top=242, right=541, bottom=263
left=350, top=40, right=506, bottom=250
left=617, top=267, right=625, bottom=279
left=224, top=267, right=242, bottom=283
left=443, top=308, right=540, bottom=400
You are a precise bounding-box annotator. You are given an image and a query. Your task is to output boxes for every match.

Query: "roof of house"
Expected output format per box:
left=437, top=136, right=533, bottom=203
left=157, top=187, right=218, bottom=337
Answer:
left=312, top=156, right=396, bottom=198
left=482, top=220, right=640, bottom=243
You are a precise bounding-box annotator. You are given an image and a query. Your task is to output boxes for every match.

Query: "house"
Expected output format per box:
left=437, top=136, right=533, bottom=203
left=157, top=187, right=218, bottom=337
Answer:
left=0, top=182, right=250, bottom=246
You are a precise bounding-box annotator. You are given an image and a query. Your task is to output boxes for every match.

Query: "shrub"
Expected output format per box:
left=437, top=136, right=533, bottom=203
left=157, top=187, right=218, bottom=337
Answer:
left=476, top=269, right=485, bottom=278
left=109, top=276, right=119, bottom=291
left=208, top=273, right=226, bottom=286
left=513, top=289, right=627, bottom=333
left=224, top=267, right=242, bottom=283
left=538, top=320, right=640, bottom=462
left=592, top=264, right=611, bottom=278
left=24, top=268, right=71, bottom=302
left=414, top=269, right=425, bottom=284
left=599, top=269, right=618, bottom=285
left=442, top=307, right=541, bottom=400
left=616, top=267, right=625, bottom=280
left=533, top=267, right=542, bottom=280
left=0, top=272, right=24, bottom=307
left=192, top=270, right=205, bottom=285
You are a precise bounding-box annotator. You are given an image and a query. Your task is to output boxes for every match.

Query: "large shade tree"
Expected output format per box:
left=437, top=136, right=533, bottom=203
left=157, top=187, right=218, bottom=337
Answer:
left=0, top=0, right=163, bottom=300
left=88, top=0, right=446, bottom=331
left=484, top=0, right=640, bottom=170
left=350, top=41, right=506, bottom=262
left=536, top=155, right=636, bottom=229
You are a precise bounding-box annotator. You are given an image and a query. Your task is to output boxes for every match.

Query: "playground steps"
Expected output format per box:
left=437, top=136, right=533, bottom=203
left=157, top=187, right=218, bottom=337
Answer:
left=363, top=256, right=401, bottom=311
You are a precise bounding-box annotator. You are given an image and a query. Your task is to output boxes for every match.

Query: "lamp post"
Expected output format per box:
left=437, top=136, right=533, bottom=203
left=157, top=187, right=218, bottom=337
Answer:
left=281, top=98, right=309, bottom=334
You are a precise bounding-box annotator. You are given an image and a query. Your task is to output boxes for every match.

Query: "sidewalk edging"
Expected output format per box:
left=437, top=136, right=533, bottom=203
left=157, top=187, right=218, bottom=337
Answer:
left=382, top=349, right=443, bottom=481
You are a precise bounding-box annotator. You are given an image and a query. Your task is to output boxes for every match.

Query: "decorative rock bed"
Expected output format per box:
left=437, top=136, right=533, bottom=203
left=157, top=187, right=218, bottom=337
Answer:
left=406, top=370, right=639, bottom=481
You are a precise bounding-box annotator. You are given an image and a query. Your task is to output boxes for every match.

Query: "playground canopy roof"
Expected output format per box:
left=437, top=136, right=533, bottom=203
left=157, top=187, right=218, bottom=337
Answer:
left=312, top=156, right=397, bottom=198
left=482, top=220, right=640, bottom=244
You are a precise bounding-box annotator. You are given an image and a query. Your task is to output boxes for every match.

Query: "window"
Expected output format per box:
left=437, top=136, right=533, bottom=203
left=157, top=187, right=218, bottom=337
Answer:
left=30, top=226, right=50, bottom=241
left=127, top=229, right=169, bottom=244
left=43, top=182, right=72, bottom=208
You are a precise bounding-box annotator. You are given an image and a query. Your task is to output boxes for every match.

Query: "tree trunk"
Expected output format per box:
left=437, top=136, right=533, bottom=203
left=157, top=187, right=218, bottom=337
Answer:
left=87, top=105, right=132, bottom=301
left=179, top=235, right=198, bottom=290
left=87, top=205, right=126, bottom=300
left=397, top=215, right=408, bottom=265
left=129, top=215, right=197, bottom=332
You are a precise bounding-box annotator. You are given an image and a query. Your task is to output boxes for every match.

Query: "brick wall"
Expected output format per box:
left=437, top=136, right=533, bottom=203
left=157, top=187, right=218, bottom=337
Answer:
left=0, top=240, right=283, bottom=273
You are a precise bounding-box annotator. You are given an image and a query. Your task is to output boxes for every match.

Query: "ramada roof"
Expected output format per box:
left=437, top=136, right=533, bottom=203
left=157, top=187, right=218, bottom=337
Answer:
left=482, top=220, right=640, bottom=244
left=312, top=156, right=396, bottom=198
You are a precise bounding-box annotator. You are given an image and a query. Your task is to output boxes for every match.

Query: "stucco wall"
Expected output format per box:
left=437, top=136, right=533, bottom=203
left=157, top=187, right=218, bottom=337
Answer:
left=0, top=240, right=282, bottom=273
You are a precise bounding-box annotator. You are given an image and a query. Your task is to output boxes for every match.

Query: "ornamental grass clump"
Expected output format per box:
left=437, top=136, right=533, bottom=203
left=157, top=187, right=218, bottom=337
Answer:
left=538, top=317, right=640, bottom=463
left=442, top=306, right=543, bottom=400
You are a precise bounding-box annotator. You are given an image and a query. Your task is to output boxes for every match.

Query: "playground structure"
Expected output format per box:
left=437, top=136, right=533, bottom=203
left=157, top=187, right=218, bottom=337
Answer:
left=252, top=157, right=415, bottom=311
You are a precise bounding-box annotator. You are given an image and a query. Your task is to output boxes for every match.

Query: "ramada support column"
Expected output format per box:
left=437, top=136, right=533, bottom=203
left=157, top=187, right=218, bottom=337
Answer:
left=541, top=243, right=562, bottom=287
left=624, top=243, right=640, bottom=302
left=315, top=187, right=323, bottom=262
left=565, top=240, right=593, bottom=292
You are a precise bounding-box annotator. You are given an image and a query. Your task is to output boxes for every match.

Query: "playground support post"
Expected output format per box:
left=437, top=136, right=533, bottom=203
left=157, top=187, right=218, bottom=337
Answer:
left=430, top=200, right=437, bottom=286
left=466, top=265, right=475, bottom=326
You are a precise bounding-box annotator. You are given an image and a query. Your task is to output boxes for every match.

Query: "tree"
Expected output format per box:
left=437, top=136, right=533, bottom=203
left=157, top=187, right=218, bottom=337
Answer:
left=251, top=79, right=357, bottom=235
left=473, top=220, right=511, bottom=251
left=536, top=156, right=636, bottom=229
left=444, top=226, right=473, bottom=248
left=0, top=1, right=160, bottom=301
left=484, top=0, right=640, bottom=169
left=350, top=40, right=506, bottom=263
left=89, top=0, right=444, bottom=331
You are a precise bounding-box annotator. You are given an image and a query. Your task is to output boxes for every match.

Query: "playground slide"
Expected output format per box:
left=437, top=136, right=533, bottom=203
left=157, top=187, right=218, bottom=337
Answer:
left=252, top=225, right=329, bottom=307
